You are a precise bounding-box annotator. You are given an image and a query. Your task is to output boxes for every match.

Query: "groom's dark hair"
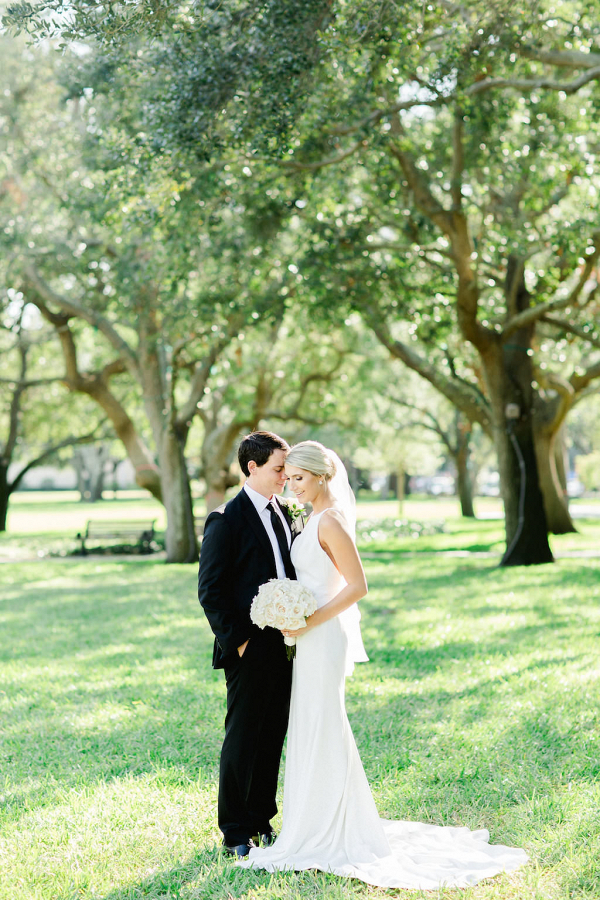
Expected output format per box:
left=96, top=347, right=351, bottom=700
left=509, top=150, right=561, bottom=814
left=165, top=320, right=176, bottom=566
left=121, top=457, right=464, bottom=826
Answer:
left=238, top=431, right=290, bottom=477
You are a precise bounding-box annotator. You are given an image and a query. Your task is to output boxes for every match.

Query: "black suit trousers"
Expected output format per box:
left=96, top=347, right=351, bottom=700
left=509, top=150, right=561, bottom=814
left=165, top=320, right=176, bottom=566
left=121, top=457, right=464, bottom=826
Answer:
left=219, top=625, right=292, bottom=844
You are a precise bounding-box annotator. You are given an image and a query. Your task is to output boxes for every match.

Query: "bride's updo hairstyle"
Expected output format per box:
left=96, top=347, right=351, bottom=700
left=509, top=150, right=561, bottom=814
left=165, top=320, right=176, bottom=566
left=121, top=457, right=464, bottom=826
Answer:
left=286, top=441, right=337, bottom=481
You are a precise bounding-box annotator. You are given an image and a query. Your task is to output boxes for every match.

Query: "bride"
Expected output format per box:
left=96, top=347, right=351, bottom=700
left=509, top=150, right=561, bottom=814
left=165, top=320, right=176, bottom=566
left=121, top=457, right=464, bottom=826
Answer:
left=241, top=441, right=528, bottom=889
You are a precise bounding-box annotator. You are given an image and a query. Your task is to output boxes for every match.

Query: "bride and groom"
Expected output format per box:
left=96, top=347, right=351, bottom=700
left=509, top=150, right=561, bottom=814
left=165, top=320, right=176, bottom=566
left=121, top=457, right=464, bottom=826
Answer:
left=198, top=431, right=527, bottom=889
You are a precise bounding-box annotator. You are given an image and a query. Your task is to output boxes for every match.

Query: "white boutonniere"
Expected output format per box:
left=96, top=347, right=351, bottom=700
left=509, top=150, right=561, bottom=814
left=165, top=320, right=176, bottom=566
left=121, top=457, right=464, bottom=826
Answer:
left=282, top=498, right=305, bottom=521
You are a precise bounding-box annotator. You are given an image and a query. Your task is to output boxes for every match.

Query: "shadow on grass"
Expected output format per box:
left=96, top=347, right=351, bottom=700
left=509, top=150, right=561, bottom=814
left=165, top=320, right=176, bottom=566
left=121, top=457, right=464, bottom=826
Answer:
left=3, top=555, right=600, bottom=899
left=1, top=560, right=224, bottom=825
left=3, top=557, right=597, bottom=800
left=342, top=555, right=600, bottom=839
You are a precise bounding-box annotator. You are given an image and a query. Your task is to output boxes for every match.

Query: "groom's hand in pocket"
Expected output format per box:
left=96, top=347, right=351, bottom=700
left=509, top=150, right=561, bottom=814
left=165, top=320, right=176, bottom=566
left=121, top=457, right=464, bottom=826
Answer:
left=237, top=640, right=249, bottom=657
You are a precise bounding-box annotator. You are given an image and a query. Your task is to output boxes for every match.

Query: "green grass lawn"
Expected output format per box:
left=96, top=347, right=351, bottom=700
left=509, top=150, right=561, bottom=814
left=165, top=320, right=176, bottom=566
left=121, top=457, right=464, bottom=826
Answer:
left=1, top=495, right=600, bottom=898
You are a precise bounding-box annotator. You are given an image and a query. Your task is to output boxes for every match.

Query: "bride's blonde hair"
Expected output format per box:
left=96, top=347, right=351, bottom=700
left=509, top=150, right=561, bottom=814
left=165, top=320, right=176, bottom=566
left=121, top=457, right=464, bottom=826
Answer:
left=286, top=441, right=337, bottom=481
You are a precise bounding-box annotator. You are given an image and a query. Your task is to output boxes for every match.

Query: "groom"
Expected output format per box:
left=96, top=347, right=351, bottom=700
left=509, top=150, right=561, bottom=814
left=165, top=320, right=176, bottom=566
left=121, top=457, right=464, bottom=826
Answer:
left=198, top=431, right=302, bottom=858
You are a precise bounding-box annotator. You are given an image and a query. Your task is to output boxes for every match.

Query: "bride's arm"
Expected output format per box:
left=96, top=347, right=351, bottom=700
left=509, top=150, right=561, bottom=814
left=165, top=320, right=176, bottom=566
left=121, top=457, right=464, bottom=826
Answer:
left=283, top=510, right=367, bottom=638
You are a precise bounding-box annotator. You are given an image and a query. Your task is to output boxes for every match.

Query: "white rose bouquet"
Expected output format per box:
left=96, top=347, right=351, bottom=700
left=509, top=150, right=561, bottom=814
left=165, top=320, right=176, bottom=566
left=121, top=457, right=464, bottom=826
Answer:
left=250, top=578, right=317, bottom=659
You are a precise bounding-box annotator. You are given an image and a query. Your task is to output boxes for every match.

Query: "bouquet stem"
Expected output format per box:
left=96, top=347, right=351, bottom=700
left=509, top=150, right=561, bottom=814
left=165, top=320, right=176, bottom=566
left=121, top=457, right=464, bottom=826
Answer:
left=284, top=635, right=296, bottom=660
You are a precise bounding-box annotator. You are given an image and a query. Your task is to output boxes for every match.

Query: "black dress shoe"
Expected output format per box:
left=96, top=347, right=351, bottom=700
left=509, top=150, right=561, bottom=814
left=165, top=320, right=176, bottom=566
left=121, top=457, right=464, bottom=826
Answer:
left=223, top=838, right=256, bottom=858
left=251, top=832, right=277, bottom=847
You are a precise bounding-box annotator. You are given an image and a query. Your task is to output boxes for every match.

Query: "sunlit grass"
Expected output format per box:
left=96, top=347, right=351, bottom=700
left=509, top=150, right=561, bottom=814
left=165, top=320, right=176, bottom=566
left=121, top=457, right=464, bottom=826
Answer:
left=1, top=539, right=600, bottom=898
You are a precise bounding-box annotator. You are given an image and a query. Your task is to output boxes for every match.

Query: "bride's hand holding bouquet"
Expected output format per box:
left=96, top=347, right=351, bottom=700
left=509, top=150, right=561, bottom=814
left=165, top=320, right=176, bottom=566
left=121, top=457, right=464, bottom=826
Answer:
left=250, top=578, right=317, bottom=658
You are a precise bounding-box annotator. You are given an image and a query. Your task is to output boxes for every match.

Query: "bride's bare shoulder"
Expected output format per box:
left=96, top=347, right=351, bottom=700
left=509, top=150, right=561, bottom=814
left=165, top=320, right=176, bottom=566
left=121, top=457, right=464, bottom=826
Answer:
left=319, top=508, right=350, bottom=535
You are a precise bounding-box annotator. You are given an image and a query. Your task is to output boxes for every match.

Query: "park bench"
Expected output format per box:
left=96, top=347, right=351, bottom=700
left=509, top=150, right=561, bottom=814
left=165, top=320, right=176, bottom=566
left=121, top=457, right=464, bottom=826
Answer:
left=76, top=519, right=157, bottom=555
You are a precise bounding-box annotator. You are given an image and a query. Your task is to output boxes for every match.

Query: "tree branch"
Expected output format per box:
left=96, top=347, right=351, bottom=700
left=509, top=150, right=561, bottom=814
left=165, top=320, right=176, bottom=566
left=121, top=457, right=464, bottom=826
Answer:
left=536, top=369, right=575, bottom=399
left=519, top=46, right=600, bottom=70
left=326, top=94, right=444, bottom=138
left=366, top=313, right=492, bottom=434
left=540, top=315, right=600, bottom=350
left=101, top=358, right=129, bottom=379
left=0, top=376, right=63, bottom=388
left=502, top=235, right=600, bottom=340
left=247, top=45, right=600, bottom=177
left=386, top=397, right=455, bottom=452
left=252, top=139, right=365, bottom=172
left=570, top=358, right=600, bottom=393
left=535, top=370, right=575, bottom=432
left=451, top=109, right=464, bottom=210
left=24, top=294, right=162, bottom=500
left=265, top=411, right=345, bottom=427
left=9, top=422, right=107, bottom=493
left=388, top=139, right=453, bottom=231
left=387, top=122, right=492, bottom=350
left=466, top=66, right=600, bottom=98
left=270, top=350, right=348, bottom=424
left=3, top=344, right=28, bottom=462
left=27, top=295, right=83, bottom=384
left=572, top=383, right=600, bottom=408
left=176, top=314, right=245, bottom=428
left=534, top=180, right=573, bottom=219
left=239, top=42, right=600, bottom=180
left=23, top=264, right=139, bottom=376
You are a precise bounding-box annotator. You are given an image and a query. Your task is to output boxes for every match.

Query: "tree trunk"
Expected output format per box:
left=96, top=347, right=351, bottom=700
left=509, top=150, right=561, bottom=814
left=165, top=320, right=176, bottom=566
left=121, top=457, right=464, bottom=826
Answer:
left=63, top=372, right=163, bottom=503
left=532, top=379, right=577, bottom=534
left=73, top=453, right=88, bottom=501
left=205, top=487, right=226, bottom=513
left=0, top=464, right=9, bottom=532
left=492, top=410, right=553, bottom=565
left=89, top=444, right=108, bottom=501
left=534, top=427, right=577, bottom=534
left=158, top=428, right=198, bottom=563
left=396, top=464, right=405, bottom=516
left=73, top=444, right=109, bottom=502
left=91, top=466, right=106, bottom=502
left=455, top=420, right=475, bottom=518
left=554, top=430, right=568, bottom=494
left=455, top=450, right=475, bottom=518
left=200, top=421, right=244, bottom=514
left=484, top=259, right=553, bottom=566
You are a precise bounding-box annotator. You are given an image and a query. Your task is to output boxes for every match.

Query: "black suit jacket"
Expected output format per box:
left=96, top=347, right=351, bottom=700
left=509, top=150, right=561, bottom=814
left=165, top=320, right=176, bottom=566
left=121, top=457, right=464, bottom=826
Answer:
left=198, top=489, right=304, bottom=668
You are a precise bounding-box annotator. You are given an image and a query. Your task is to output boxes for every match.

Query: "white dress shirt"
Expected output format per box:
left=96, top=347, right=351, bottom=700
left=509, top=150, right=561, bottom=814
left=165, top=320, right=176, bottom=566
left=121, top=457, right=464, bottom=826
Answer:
left=244, top=482, right=292, bottom=580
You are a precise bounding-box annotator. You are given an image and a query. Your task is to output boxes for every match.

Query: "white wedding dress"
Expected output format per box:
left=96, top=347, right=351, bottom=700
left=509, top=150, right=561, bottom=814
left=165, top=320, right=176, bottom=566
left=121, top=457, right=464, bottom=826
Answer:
left=241, top=511, right=528, bottom=889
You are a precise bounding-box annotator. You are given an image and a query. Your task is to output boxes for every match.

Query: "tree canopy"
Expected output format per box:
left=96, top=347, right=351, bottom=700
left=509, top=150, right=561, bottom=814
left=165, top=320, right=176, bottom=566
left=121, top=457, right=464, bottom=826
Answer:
left=4, top=0, right=600, bottom=563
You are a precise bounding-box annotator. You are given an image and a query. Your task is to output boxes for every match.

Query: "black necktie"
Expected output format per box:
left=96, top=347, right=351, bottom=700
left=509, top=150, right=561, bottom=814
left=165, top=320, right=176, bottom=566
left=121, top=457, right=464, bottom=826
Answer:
left=267, top=502, right=295, bottom=579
